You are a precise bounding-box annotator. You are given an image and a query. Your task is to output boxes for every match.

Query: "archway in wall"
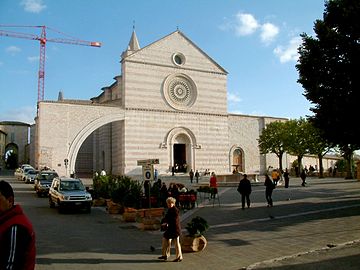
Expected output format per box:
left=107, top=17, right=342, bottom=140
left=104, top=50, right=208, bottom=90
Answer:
left=230, top=146, right=244, bottom=173
left=5, top=143, right=19, bottom=169
left=67, top=110, right=125, bottom=177
left=165, top=127, right=196, bottom=173
left=173, top=134, right=189, bottom=172
left=74, top=121, right=123, bottom=177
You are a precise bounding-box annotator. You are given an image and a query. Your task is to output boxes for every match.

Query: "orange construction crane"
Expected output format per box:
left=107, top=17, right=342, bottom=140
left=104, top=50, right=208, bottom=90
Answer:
left=0, top=25, right=101, bottom=102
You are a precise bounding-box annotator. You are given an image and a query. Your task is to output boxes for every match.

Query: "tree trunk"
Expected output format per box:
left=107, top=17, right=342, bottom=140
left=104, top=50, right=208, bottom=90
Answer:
left=318, top=154, right=324, bottom=178
left=343, top=146, right=354, bottom=179
left=278, top=152, right=283, bottom=172
left=297, top=155, right=304, bottom=173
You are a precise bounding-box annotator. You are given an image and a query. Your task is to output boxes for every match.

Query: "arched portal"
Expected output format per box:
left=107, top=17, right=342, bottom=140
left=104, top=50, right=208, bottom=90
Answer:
left=229, top=145, right=244, bottom=173
left=67, top=114, right=125, bottom=177
left=164, top=127, right=197, bottom=173
left=5, top=143, right=19, bottom=169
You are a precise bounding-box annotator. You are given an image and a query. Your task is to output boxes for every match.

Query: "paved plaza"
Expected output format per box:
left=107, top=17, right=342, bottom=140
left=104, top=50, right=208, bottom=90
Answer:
left=2, top=171, right=360, bottom=269
left=155, top=175, right=360, bottom=270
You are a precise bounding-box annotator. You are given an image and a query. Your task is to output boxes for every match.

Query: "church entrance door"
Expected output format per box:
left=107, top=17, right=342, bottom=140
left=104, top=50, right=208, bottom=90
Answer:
left=173, top=143, right=187, bottom=172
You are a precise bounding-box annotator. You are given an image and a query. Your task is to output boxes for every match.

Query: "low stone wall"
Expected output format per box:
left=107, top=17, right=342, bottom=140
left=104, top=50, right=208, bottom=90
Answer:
left=217, top=173, right=259, bottom=183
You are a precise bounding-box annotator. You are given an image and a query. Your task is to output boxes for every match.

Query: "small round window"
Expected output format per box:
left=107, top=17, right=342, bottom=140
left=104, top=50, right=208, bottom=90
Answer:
left=172, top=53, right=185, bottom=66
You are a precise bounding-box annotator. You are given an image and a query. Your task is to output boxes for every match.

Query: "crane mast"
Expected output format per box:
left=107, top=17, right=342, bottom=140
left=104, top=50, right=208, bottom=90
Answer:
left=0, top=25, right=101, bottom=102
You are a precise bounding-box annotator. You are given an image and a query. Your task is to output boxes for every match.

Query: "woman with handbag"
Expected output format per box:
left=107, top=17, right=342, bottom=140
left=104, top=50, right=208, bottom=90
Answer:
left=158, top=197, right=183, bottom=262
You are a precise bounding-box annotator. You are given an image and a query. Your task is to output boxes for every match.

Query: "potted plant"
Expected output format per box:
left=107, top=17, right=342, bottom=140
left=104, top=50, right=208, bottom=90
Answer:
left=181, top=216, right=209, bottom=252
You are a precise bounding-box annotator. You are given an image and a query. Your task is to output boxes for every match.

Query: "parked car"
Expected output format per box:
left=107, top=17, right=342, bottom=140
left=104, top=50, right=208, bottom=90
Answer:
left=24, top=169, right=39, bottom=184
left=14, top=164, right=33, bottom=180
left=21, top=167, right=35, bottom=181
left=14, top=168, right=23, bottom=179
left=49, top=177, right=92, bottom=213
left=34, top=170, right=59, bottom=197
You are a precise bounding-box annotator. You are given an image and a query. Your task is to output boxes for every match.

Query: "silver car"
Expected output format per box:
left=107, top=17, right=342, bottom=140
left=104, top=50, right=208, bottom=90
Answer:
left=24, top=169, right=39, bottom=184
left=49, top=177, right=92, bottom=213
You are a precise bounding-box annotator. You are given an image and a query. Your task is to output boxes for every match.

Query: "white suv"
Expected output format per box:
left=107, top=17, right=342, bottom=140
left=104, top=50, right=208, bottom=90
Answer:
left=49, top=177, right=92, bottom=213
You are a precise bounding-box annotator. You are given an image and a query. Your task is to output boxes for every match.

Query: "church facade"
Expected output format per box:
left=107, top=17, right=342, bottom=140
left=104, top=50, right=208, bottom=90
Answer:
left=34, top=30, right=304, bottom=177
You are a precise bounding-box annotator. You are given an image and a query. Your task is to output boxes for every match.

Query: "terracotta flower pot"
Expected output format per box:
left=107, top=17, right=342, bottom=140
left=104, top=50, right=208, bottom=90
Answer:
left=181, top=235, right=207, bottom=253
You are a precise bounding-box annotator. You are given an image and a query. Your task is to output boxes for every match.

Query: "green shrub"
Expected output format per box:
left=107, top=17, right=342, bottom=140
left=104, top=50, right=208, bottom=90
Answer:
left=185, top=216, right=209, bottom=236
left=93, top=174, right=142, bottom=208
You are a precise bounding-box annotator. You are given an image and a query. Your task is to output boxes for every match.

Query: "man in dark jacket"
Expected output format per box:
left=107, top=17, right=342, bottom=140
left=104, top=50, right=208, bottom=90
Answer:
left=0, top=180, right=36, bottom=270
left=237, top=174, right=252, bottom=209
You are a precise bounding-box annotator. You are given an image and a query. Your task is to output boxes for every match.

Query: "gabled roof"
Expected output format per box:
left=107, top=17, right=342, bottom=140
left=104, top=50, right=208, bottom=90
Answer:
left=122, top=30, right=227, bottom=74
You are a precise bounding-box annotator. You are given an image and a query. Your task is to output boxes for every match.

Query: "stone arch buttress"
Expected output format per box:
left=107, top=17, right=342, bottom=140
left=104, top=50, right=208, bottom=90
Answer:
left=67, top=113, right=125, bottom=176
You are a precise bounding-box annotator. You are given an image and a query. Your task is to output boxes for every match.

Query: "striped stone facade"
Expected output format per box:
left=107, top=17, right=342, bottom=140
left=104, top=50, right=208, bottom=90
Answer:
left=35, top=30, right=332, bottom=177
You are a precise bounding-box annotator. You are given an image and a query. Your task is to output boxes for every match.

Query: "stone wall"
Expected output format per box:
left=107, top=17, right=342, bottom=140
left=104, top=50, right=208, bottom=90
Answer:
left=123, top=109, right=229, bottom=175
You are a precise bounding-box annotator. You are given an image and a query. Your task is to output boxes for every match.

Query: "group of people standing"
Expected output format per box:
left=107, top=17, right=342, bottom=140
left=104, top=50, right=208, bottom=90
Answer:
left=236, top=168, right=294, bottom=209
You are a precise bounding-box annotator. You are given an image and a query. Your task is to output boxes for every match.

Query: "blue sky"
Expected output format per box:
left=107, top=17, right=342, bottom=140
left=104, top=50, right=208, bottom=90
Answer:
left=0, top=0, right=326, bottom=124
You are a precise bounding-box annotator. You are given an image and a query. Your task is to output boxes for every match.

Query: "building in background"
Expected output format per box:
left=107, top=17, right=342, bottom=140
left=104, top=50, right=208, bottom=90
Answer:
left=0, top=121, right=31, bottom=169
left=31, top=30, right=336, bottom=177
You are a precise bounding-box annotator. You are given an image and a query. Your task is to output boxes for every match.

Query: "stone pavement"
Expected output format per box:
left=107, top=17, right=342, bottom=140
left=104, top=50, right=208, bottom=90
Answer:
left=168, top=176, right=360, bottom=270
left=4, top=169, right=359, bottom=270
left=83, top=175, right=360, bottom=270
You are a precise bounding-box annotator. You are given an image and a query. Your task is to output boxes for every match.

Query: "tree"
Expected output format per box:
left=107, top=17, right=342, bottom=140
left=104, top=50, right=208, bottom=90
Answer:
left=296, top=0, right=360, bottom=178
left=286, top=118, right=312, bottom=176
left=258, top=121, right=287, bottom=172
left=306, top=123, right=332, bottom=178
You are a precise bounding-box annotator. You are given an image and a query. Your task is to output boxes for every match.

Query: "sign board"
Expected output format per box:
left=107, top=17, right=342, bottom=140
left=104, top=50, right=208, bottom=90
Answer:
left=142, top=164, right=154, bottom=181
left=137, top=159, right=159, bottom=166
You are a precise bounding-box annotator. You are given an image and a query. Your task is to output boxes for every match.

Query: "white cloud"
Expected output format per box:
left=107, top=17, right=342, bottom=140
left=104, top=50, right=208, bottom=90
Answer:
left=273, top=36, right=302, bottom=63
left=224, top=12, right=279, bottom=45
left=27, top=56, right=39, bottom=62
left=229, top=109, right=244, bottom=115
left=260, top=23, right=279, bottom=44
left=228, top=92, right=242, bottom=103
left=6, top=46, right=21, bottom=55
left=20, top=0, right=46, bottom=13
left=0, top=106, right=36, bottom=124
left=235, top=13, right=259, bottom=36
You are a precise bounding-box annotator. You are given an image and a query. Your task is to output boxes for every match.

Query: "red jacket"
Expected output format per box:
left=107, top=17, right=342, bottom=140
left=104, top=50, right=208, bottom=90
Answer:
left=209, top=176, right=217, bottom=188
left=0, top=205, right=36, bottom=270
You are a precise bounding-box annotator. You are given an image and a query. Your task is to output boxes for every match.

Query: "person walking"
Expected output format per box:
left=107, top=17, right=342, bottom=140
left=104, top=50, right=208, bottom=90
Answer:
left=209, top=172, right=218, bottom=199
left=158, top=197, right=183, bottom=262
left=0, top=180, right=36, bottom=270
left=237, top=174, right=252, bottom=209
left=264, top=175, right=275, bottom=207
left=194, top=170, right=200, bottom=183
left=271, top=169, right=280, bottom=185
left=189, top=169, right=194, bottom=184
left=283, top=168, right=290, bottom=188
left=300, top=170, right=307, bottom=186
left=283, top=168, right=291, bottom=200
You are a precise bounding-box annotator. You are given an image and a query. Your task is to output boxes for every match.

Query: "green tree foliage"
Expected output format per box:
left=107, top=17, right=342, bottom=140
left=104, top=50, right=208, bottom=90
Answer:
left=306, top=123, right=332, bottom=178
left=258, top=121, right=288, bottom=171
left=285, top=118, right=311, bottom=175
left=296, top=0, right=360, bottom=178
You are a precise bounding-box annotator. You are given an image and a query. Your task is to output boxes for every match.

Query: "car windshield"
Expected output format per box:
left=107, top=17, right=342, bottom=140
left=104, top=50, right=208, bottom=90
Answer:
left=39, top=173, right=58, bottom=180
left=28, top=170, right=38, bottom=175
left=60, top=181, right=85, bottom=191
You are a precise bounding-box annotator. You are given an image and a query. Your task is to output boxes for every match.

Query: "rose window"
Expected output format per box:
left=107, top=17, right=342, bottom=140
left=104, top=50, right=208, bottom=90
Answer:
left=163, top=74, right=197, bottom=110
